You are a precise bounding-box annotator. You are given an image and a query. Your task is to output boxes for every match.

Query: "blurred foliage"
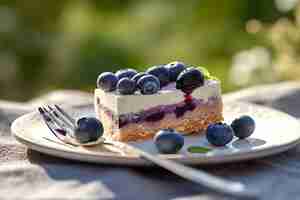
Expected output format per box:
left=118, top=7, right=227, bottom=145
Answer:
left=0, top=0, right=286, bottom=101
left=229, top=0, right=300, bottom=88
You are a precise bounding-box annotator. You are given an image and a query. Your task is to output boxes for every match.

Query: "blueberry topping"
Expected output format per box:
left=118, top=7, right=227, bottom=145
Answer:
left=231, top=115, right=255, bottom=139
left=145, top=111, right=165, bottom=122
left=118, top=115, right=128, bottom=128
left=131, top=72, right=147, bottom=84
left=154, top=129, right=184, bottom=154
left=74, top=117, right=104, bottom=143
left=176, top=67, right=205, bottom=94
left=206, top=123, right=234, bottom=146
left=165, top=61, right=186, bottom=82
left=117, top=77, right=137, bottom=95
left=97, top=72, right=118, bottom=92
left=174, top=102, right=196, bottom=118
left=132, top=114, right=141, bottom=123
left=137, top=74, right=160, bottom=95
left=115, top=68, right=138, bottom=80
left=146, top=65, right=170, bottom=87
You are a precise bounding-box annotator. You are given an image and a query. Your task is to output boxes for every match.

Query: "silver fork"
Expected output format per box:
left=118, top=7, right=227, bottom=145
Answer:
left=38, top=105, right=259, bottom=199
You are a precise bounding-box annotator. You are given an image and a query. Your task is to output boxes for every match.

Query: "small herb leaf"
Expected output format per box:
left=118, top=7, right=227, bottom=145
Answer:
left=188, top=146, right=212, bottom=153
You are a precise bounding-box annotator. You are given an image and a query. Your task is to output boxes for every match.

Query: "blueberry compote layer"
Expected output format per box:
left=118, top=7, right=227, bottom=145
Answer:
left=99, top=95, right=220, bottom=128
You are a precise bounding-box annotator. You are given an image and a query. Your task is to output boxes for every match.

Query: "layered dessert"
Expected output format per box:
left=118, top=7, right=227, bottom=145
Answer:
left=95, top=61, right=223, bottom=141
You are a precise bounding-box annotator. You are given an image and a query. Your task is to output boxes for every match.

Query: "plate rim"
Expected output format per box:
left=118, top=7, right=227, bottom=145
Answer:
left=11, top=101, right=300, bottom=166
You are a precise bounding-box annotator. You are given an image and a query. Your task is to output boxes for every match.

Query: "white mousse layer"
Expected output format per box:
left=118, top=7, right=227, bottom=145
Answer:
left=95, top=80, right=221, bottom=115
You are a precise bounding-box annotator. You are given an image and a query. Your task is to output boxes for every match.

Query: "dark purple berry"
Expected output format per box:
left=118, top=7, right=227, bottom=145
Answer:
left=115, top=69, right=137, bottom=80
left=146, top=65, right=170, bottom=87
left=231, top=115, right=255, bottom=139
left=75, top=117, right=104, bottom=143
left=165, top=61, right=186, bottom=82
left=131, top=72, right=147, bottom=84
left=97, top=72, right=118, bottom=92
left=137, top=74, right=160, bottom=95
left=176, top=67, right=205, bottom=94
left=154, top=129, right=184, bottom=154
left=206, top=123, right=234, bottom=146
left=117, top=78, right=137, bottom=95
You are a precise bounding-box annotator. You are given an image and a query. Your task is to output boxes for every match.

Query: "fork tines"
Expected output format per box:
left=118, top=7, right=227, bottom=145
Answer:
left=54, top=104, right=76, bottom=126
left=38, top=106, right=78, bottom=147
left=38, top=106, right=66, bottom=141
left=51, top=105, right=76, bottom=130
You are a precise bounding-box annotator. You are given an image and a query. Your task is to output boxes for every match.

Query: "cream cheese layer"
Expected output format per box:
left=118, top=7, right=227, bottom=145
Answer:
left=95, top=80, right=221, bottom=115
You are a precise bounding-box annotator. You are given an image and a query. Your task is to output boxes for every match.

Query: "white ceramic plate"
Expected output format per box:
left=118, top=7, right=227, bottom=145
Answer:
left=11, top=101, right=300, bottom=166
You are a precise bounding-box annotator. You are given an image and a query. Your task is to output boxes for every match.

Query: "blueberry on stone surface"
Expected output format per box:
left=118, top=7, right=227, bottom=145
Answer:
left=137, top=74, right=160, bottom=95
left=75, top=117, right=104, bottom=143
left=165, top=61, right=186, bottom=82
left=117, top=77, right=137, bottom=95
left=131, top=72, right=147, bottom=84
left=176, top=67, right=205, bottom=94
left=231, top=115, right=255, bottom=139
left=146, top=65, right=170, bottom=87
left=115, top=69, right=138, bottom=80
left=206, top=123, right=234, bottom=146
left=97, top=72, right=118, bottom=92
left=154, top=129, right=184, bottom=154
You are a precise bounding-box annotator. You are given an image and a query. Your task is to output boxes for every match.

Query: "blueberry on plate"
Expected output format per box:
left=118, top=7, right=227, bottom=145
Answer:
left=146, top=65, right=170, bottom=87
left=176, top=67, right=205, bottom=94
left=115, top=69, right=138, bottom=80
left=97, top=72, right=118, bottom=92
left=206, top=123, right=234, bottom=146
left=117, top=77, right=137, bottom=95
left=154, top=128, right=184, bottom=154
left=131, top=72, right=147, bottom=84
left=137, top=74, right=160, bottom=95
left=231, top=115, right=255, bottom=139
left=165, top=61, right=186, bottom=82
left=75, top=117, right=104, bottom=143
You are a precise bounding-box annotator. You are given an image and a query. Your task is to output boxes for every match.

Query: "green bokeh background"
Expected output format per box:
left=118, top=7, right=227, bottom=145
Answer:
left=0, top=0, right=287, bottom=101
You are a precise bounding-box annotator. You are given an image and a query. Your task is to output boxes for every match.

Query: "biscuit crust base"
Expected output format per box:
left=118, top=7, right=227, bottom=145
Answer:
left=96, top=98, right=223, bottom=142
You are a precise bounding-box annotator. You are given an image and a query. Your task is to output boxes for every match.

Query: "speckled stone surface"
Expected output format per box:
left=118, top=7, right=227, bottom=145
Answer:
left=2, top=84, right=300, bottom=199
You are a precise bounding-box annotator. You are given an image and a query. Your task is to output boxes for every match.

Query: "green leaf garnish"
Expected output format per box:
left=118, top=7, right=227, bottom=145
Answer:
left=197, top=66, right=210, bottom=79
left=188, top=146, right=212, bottom=153
left=195, top=66, right=219, bottom=81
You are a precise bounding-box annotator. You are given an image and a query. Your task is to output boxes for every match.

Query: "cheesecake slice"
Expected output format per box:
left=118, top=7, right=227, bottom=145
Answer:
left=95, top=79, right=223, bottom=142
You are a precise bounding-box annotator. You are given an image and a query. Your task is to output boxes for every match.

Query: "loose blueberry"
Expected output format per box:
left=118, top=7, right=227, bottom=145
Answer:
left=75, top=117, right=104, bottom=143
left=115, top=69, right=138, bottom=80
left=231, top=115, right=255, bottom=139
left=165, top=61, right=186, bottom=82
left=131, top=72, right=147, bottom=84
left=176, top=67, right=205, bottom=94
left=146, top=65, right=170, bottom=87
left=137, top=74, right=160, bottom=95
left=97, top=72, right=118, bottom=92
left=117, top=77, right=137, bottom=95
left=154, top=129, right=184, bottom=154
left=206, top=123, right=234, bottom=146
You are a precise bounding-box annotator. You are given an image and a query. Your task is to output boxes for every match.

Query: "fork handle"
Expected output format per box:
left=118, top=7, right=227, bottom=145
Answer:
left=107, top=141, right=259, bottom=199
